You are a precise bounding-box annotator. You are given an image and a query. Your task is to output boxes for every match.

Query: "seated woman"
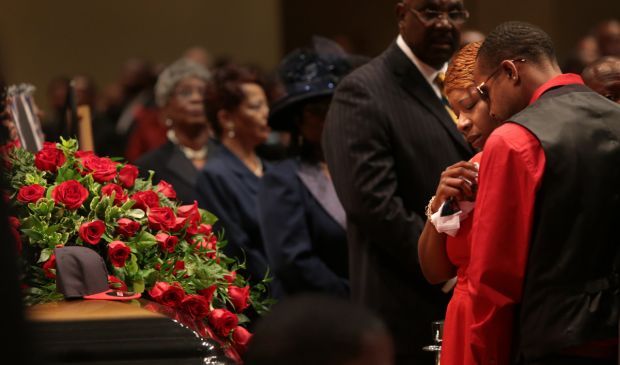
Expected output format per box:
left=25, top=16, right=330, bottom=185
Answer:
left=257, top=47, right=352, bottom=297
left=417, top=41, right=500, bottom=365
left=196, top=64, right=280, bottom=295
left=136, top=58, right=213, bottom=204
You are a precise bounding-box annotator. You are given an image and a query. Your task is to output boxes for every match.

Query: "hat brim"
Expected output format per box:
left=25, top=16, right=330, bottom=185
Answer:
left=84, top=289, right=141, bottom=301
left=269, top=89, right=334, bottom=131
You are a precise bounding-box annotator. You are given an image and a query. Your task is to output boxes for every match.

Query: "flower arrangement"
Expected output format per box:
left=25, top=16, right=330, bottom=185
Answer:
left=3, top=138, right=272, bottom=362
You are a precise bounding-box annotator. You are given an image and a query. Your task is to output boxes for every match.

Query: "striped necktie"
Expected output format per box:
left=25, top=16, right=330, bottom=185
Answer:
left=434, top=72, right=458, bottom=124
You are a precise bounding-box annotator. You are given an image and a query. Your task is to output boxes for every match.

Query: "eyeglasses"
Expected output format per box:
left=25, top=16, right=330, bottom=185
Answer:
left=174, top=86, right=206, bottom=100
left=408, top=7, right=470, bottom=25
left=475, top=59, right=526, bottom=101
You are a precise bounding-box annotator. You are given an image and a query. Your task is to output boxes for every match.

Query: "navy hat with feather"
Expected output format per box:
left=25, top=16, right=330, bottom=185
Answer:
left=268, top=36, right=356, bottom=131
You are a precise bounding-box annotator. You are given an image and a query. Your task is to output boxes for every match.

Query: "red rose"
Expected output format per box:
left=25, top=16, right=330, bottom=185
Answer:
left=9, top=216, right=21, bottom=254
left=131, top=191, right=160, bottom=211
left=198, top=285, right=217, bottom=304
left=148, top=207, right=176, bottom=231
left=148, top=281, right=186, bottom=308
left=34, top=144, right=66, bottom=172
left=155, top=232, right=179, bottom=253
left=75, top=150, right=94, bottom=159
left=232, top=326, right=252, bottom=355
left=228, top=285, right=250, bottom=313
left=156, top=180, right=177, bottom=199
left=118, top=164, right=139, bottom=188
left=198, top=224, right=212, bottom=235
left=180, top=294, right=211, bottom=320
left=177, top=201, right=201, bottom=222
left=224, top=271, right=236, bottom=284
left=81, top=155, right=118, bottom=183
left=108, top=241, right=131, bottom=267
left=171, top=216, right=188, bottom=232
left=79, top=220, right=106, bottom=245
left=43, top=254, right=56, bottom=279
left=173, top=260, right=185, bottom=275
left=117, top=218, right=140, bottom=238
left=108, top=275, right=128, bottom=291
left=207, top=308, right=238, bottom=337
left=51, top=180, right=89, bottom=210
left=17, top=184, right=45, bottom=204
left=224, top=347, right=242, bottom=364
left=101, top=183, right=127, bottom=205
left=8, top=216, right=20, bottom=229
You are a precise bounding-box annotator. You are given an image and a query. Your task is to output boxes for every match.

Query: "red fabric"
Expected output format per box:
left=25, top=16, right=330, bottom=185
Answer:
left=466, top=74, right=584, bottom=364
left=440, top=153, right=481, bottom=365
left=528, top=73, right=584, bottom=104
left=125, top=105, right=167, bottom=163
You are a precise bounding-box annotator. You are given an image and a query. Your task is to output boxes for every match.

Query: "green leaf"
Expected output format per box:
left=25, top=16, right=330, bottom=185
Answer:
left=125, top=254, right=139, bottom=275
left=89, top=196, right=100, bottom=211
left=23, top=228, right=44, bottom=242
left=199, top=208, right=218, bottom=225
left=126, top=209, right=145, bottom=220
left=38, top=248, right=53, bottom=263
left=131, top=278, right=145, bottom=294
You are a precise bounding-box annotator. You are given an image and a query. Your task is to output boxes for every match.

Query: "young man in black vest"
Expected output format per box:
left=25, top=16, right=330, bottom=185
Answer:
left=468, top=21, right=620, bottom=365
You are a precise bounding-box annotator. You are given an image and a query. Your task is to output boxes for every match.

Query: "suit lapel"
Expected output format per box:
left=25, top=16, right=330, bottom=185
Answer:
left=219, top=146, right=261, bottom=195
left=296, top=162, right=347, bottom=230
left=164, top=142, right=197, bottom=187
left=385, top=43, right=472, bottom=154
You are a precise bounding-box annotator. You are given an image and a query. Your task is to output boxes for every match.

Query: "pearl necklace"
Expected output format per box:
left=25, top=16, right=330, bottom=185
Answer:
left=167, top=129, right=208, bottom=161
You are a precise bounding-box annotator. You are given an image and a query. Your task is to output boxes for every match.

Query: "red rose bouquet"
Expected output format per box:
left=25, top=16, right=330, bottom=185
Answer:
left=3, top=138, right=273, bottom=362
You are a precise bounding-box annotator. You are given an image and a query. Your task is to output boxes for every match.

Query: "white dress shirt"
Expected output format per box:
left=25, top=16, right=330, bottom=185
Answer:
left=396, top=34, right=448, bottom=100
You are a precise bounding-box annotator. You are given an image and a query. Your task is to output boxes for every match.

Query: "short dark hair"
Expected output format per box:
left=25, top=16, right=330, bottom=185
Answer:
left=204, top=64, right=262, bottom=137
left=243, top=294, right=389, bottom=365
left=478, top=21, right=556, bottom=70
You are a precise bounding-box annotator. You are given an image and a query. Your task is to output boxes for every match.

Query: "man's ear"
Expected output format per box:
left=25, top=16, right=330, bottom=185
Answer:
left=501, top=60, right=520, bottom=83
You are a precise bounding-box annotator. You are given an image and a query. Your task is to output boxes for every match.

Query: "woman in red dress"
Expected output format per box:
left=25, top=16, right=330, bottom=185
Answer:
left=418, top=41, right=501, bottom=365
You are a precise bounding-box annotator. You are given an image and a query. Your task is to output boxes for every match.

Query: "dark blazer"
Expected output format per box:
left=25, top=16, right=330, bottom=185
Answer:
left=322, top=42, right=473, bottom=364
left=135, top=140, right=212, bottom=204
left=195, top=145, right=280, bottom=296
left=257, top=159, right=349, bottom=297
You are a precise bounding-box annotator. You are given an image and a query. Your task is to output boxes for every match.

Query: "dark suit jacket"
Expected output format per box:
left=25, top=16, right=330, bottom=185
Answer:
left=257, top=159, right=349, bottom=297
left=322, top=42, right=473, bottom=364
left=135, top=140, right=219, bottom=205
left=195, top=145, right=281, bottom=298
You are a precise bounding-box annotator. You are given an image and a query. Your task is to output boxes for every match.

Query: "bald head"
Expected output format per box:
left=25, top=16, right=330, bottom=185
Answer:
left=582, top=56, right=620, bottom=103
left=595, top=19, right=620, bottom=57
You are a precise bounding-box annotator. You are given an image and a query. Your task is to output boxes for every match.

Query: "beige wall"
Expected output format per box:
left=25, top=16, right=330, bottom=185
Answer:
left=282, top=0, right=619, bottom=59
left=0, top=0, right=282, bottom=111
left=1, top=0, right=618, bottom=113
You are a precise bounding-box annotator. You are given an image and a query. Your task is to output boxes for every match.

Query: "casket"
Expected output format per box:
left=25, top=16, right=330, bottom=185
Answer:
left=26, top=299, right=235, bottom=365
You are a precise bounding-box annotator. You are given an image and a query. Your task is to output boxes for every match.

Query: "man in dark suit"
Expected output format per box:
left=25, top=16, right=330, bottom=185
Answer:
left=322, top=1, right=473, bottom=363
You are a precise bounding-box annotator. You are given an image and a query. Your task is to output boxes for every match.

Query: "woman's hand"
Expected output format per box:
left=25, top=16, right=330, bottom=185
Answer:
left=431, top=161, right=478, bottom=213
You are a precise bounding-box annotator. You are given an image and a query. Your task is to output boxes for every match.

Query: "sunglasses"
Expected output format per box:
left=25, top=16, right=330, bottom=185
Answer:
left=476, top=59, right=526, bottom=101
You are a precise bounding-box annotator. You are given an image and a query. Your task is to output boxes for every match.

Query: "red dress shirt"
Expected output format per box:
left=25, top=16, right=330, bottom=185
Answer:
left=467, top=74, right=584, bottom=364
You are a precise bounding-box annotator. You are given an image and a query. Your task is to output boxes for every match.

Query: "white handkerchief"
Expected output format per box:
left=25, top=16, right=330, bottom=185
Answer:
left=430, top=200, right=476, bottom=237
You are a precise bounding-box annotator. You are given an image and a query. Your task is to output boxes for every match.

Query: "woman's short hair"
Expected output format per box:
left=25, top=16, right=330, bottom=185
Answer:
left=204, top=64, right=262, bottom=137
left=445, top=41, right=482, bottom=95
left=154, top=58, right=211, bottom=107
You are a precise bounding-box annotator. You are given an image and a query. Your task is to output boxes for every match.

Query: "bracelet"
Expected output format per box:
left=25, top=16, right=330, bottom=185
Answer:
left=425, top=195, right=436, bottom=221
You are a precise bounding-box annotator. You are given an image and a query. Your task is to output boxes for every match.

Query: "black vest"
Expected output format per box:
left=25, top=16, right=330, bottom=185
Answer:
left=510, top=84, right=620, bottom=361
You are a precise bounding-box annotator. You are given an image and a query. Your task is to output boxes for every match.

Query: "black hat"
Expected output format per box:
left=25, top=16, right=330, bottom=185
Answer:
left=268, top=36, right=357, bottom=131
left=55, top=246, right=141, bottom=301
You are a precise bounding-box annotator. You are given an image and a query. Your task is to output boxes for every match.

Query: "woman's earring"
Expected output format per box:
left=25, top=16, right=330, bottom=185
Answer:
left=165, top=118, right=173, bottom=127
left=227, top=123, right=235, bottom=139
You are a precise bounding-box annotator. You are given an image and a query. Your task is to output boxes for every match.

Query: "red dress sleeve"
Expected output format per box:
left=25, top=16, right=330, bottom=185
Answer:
left=467, top=123, right=545, bottom=364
